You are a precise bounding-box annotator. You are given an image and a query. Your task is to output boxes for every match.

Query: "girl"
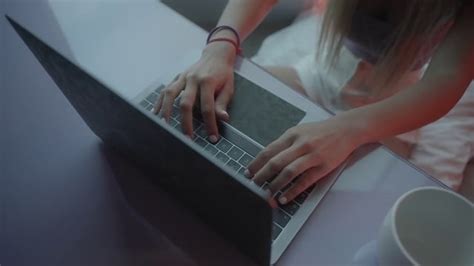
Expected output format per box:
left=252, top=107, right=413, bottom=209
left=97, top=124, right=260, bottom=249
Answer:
left=154, top=0, right=474, bottom=204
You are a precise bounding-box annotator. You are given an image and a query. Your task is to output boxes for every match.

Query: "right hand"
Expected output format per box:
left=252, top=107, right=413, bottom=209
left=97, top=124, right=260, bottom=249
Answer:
left=153, top=42, right=237, bottom=142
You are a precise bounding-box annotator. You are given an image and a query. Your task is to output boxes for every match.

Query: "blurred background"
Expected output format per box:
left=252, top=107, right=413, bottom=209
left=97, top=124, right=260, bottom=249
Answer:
left=162, top=0, right=309, bottom=56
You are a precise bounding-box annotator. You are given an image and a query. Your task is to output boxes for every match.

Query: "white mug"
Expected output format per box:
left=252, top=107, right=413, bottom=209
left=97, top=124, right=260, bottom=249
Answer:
left=377, top=187, right=474, bottom=266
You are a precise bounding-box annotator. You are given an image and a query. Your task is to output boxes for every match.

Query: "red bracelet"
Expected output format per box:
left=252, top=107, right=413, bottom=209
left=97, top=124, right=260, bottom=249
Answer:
left=207, top=37, right=242, bottom=54
left=206, top=25, right=242, bottom=55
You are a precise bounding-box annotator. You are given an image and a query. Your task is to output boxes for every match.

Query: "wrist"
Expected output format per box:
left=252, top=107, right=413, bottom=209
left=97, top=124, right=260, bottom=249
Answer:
left=202, top=41, right=237, bottom=65
left=334, top=111, right=373, bottom=147
left=204, top=25, right=241, bottom=61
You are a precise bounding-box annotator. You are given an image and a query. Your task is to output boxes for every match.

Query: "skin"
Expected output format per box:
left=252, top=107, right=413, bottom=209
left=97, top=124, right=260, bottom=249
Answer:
left=153, top=0, right=277, bottom=142
left=154, top=0, right=474, bottom=204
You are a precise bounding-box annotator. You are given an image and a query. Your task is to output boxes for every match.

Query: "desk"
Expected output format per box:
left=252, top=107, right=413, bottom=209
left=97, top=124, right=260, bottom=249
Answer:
left=2, top=1, right=445, bottom=265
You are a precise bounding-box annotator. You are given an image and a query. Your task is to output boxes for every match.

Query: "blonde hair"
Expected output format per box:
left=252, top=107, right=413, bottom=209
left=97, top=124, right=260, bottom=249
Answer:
left=317, top=0, right=459, bottom=90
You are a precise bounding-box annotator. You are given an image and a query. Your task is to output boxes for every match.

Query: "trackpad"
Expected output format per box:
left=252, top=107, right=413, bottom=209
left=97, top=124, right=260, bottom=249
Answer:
left=227, top=73, right=306, bottom=147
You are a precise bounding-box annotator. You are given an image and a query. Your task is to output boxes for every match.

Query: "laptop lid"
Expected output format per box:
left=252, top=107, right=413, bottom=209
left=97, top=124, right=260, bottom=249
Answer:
left=6, top=15, right=273, bottom=266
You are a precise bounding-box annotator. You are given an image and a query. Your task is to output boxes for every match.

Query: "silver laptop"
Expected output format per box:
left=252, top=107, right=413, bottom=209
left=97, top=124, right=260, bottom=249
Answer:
left=7, top=15, right=347, bottom=265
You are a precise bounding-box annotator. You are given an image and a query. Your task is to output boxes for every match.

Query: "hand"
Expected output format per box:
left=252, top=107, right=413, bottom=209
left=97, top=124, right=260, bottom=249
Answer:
left=246, top=116, right=363, bottom=204
left=153, top=42, right=236, bottom=142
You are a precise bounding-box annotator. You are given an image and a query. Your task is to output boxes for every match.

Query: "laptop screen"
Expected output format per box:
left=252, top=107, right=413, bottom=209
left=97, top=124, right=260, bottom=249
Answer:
left=228, top=74, right=306, bottom=147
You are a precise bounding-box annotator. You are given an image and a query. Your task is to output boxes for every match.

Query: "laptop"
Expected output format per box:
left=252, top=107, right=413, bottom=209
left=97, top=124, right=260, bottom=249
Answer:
left=7, top=16, right=347, bottom=266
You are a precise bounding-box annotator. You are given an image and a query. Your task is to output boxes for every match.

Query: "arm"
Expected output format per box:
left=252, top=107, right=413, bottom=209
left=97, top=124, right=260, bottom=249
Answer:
left=345, top=2, right=474, bottom=145
left=213, top=0, right=278, bottom=44
left=247, top=3, right=474, bottom=204
left=154, top=0, right=278, bottom=140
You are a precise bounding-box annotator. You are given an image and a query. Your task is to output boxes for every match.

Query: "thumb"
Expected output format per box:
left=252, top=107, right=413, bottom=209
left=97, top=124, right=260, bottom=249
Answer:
left=215, top=81, right=233, bottom=121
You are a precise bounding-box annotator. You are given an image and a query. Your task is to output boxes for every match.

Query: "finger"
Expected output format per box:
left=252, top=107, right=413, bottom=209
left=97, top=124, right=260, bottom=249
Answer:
left=200, top=85, right=219, bottom=143
left=153, top=93, right=164, bottom=114
left=179, top=80, right=198, bottom=137
left=215, top=79, right=234, bottom=121
left=247, top=137, right=293, bottom=177
left=251, top=144, right=307, bottom=185
left=172, top=73, right=180, bottom=82
left=267, top=153, right=322, bottom=194
left=159, top=78, right=185, bottom=122
left=279, top=164, right=329, bottom=204
left=155, top=73, right=181, bottom=114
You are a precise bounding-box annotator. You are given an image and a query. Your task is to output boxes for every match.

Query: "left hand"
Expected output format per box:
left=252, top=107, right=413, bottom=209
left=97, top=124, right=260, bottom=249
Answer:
left=246, top=115, right=364, bottom=204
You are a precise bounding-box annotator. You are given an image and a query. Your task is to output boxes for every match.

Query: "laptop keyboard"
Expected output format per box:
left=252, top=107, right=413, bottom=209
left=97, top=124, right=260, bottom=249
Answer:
left=140, top=85, right=315, bottom=243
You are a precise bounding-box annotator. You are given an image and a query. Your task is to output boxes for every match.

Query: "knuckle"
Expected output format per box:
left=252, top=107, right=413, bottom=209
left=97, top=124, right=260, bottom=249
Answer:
left=299, top=177, right=313, bottom=189
left=163, top=88, right=174, bottom=97
left=200, top=75, right=215, bottom=85
left=281, top=166, right=296, bottom=178
left=201, top=105, right=213, bottom=115
left=300, top=141, right=314, bottom=152
left=259, top=150, right=271, bottom=161
left=285, top=127, right=296, bottom=136
left=184, top=72, right=199, bottom=82
left=267, top=160, right=280, bottom=172
left=310, top=152, right=321, bottom=162
left=293, top=182, right=307, bottom=193
left=179, top=101, right=192, bottom=112
left=285, top=128, right=298, bottom=141
left=185, top=73, right=198, bottom=82
left=201, top=107, right=215, bottom=119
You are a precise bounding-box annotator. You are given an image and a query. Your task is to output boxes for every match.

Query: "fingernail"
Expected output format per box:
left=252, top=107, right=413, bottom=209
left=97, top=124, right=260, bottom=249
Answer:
left=222, top=111, right=229, bottom=119
left=209, top=135, right=218, bottom=143
left=279, top=197, right=287, bottom=204
left=151, top=108, right=155, bottom=113
left=244, top=169, right=251, bottom=177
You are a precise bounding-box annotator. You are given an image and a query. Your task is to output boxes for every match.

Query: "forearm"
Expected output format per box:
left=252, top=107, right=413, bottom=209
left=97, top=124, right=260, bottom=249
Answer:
left=343, top=2, right=474, bottom=147
left=216, top=0, right=277, bottom=41
left=203, top=0, right=277, bottom=61
left=342, top=73, right=471, bottom=146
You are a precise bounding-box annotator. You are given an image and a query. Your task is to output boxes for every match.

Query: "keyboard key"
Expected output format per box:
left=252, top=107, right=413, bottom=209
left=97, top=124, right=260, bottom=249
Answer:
left=194, top=137, right=208, bottom=148
left=273, top=208, right=291, bottom=228
left=146, top=92, right=159, bottom=104
left=175, top=96, right=181, bottom=105
left=171, top=106, right=180, bottom=118
left=216, top=139, right=232, bottom=153
left=192, top=119, right=201, bottom=130
left=155, top=85, right=165, bottom=94
left=294, top=192, right=309, bottom=205
left=174, top=122, right=182, bottom=132
left=226, top=160, right=241, bottom=172
left=139, top=100, right=149, bottom=108
left=176, top=113, right=182, bottom=122
left=227, top=146, right=244, bottom=161
left=274, top=191, right=282, bottom=199
left=305, top=184, right=316, bottom=194
left=204, top=144, right=219, bottom=155
left=238, top=154, right=254, bottom=167
left=145, top=104, right=153, bottom=111
left=272, top=223, right=283, bottom=241
left=238, top=167, right=248, bottom=178
left=280, top=182, right=292, bottom=193
left=215, top=152, right=230, bottom=164
left=280, top=200, right=300, bottom=216
left=169, top=119, right=178, bottom=127
left=196, top=126, right=208, bottom=139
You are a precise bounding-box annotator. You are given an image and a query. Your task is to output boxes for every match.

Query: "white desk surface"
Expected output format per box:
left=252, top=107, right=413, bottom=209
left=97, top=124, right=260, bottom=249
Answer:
left=4, top=1, right=445, bottom=265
